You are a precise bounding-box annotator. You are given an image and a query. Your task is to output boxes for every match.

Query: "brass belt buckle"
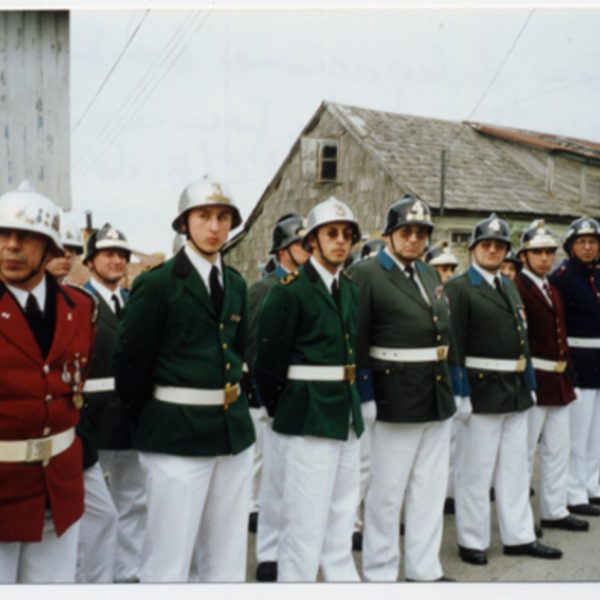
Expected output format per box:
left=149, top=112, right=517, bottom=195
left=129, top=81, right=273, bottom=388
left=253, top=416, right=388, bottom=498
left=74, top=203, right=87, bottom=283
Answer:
left=555, top=361, right=567, bottom=373
left=27, top=438, right=52, bottom=467
left=224, top=384, right=238, bottom=411
left=344, top=365, right=356, bottom=381
left=516, top=357, right=527, bottom=373
left=436, top=346, right=448, bottom=361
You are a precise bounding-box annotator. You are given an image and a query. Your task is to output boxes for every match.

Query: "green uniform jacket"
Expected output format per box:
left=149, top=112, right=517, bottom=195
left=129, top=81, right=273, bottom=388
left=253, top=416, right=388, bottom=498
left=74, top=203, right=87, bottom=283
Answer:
left=444, top=265, right=536, bottom=414
left=349, top=248, right=457, bottom=423
left=254, top=259, right=364, bottom=441
left=112, top=249, right=256, bottom=457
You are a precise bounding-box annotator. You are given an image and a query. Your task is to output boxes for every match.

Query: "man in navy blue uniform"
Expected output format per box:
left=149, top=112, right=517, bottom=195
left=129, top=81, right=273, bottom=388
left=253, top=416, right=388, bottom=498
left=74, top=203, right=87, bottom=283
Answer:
left=549, top=217, right=600, bottom=516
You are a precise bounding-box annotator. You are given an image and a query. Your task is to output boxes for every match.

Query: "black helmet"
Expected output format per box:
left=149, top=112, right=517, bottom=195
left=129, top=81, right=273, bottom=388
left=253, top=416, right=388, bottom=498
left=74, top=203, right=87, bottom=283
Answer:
left=83, top=223, right=131, bottom=264
left=563, top=216, right=600, bottom=254
left=518, top=219, right=558, bottom=257
left=503, top=249, right=522, bottom=268
left=360, top=238, right=385, bottom=259
left=258, top=256, right=278, bottom=275
left=468, top=213, right=511, bottom=250
left=425, top=241, right=458, bottom=267
left=269, top=213, right=305, bottom=254
left=383, top=194, right=434, bottom=236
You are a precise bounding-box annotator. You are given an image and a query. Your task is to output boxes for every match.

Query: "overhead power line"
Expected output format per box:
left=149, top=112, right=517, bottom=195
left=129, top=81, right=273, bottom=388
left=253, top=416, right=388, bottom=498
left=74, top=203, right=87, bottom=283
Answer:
left=71, top=10, right=150, bottom=135
left=446, top=9, right=535, bottom=152
left=73, top=11, right=212, bottom=182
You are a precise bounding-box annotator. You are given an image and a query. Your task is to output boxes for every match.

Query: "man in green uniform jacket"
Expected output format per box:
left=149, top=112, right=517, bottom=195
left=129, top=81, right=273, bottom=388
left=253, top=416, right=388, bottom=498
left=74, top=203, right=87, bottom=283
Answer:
left=349, top=195, right=457, bottom=582
left=445, top=213, right=562, bottom=566
left=254, top=196, right=364, bottom=582
left=112, top=177, right=255, bottom=582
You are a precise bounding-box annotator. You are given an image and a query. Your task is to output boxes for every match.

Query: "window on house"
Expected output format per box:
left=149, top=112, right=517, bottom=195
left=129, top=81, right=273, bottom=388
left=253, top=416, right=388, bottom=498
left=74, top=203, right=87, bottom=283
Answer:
left=451, top=232, right=471, bottom=245
left=301, top=137, right=339, bottom=183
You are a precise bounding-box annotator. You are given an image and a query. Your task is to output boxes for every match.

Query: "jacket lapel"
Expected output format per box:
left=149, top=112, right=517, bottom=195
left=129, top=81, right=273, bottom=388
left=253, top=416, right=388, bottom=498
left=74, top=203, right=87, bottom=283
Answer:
left=84, top=280, right=120, bottom=332
left=174, top=248, right=215, bottom=317
left=468, top=265, right=511, bottom=312
left=0, top=284, right=42, bottom=363
left=377, top=250, right=430, bottom=310
left=303, top=259, right=339, bottom=312
left=45, top=280, right=79, bottom=364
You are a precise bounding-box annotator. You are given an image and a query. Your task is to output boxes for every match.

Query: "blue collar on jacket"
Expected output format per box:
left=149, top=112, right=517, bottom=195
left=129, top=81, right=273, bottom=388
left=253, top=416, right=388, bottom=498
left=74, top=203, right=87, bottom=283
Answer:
left=377, top=246, right=426, bottom=273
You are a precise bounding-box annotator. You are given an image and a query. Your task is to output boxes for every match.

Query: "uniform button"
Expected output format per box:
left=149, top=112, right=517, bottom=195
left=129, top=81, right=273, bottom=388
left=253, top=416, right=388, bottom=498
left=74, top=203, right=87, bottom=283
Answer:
left=517, top=326, right=522, bottom=331
left=43, top=365, right=50, bottom=374
left=433, top=316, right=439, bottom=322
left=436, top=335, right=442, bottom=342
left=479, top=373, right=484, bottom=379
left=557, top=328, right=561, bottom=332
left=226, top=363, right=231, bottom=371
left=348, top=349, right=353, bottom=355
left=219, top=323, right=224, bottom=330
left=385, top=369, right=390, bottom=375
left=436, top=375, right=442, bottom=381
left=345, top=334, right=350, bottom=340
left=43, top=427, right=51, bottom=436
left=521, top=340, right=525, bottom=345
left=560, top=350, right=564, bottom=355
left=222, top=344, right=227, bottom=350
left=45, top=394, right=52, bottom=403
left=363, top=375, right=368, bottom=380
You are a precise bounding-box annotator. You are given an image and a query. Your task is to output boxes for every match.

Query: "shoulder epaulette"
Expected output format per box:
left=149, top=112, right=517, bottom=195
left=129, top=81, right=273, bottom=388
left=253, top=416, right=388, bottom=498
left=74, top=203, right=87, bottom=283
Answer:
left=555, top=265, right=568, bottom=277
left=65, top=283, right=99, bottom=324
left=342, top=271, right=353, bottom=281
left=280, top=271, right=299, bottom=286
left=144, top=261, right=164, bottom=273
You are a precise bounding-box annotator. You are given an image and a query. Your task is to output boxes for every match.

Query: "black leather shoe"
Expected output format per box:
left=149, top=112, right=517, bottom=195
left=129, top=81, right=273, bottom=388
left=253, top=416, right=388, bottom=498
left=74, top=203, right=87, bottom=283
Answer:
left=444, top=497, right=455, bottom=515
left=248, top=511, right=258, bottom=534
left=458, top=546, right=488, bottom=565
left=352, top=531, right=362, bottom=552
left=503, top=541, right=562, bottom=559
left=535, top=525, right=543, bottom=539
left=406, top=576, right=455, bottom=582
left=256, top=561, right=277, bottom=582
left=541, top=515, right=589, bottom=531
left=568, top=503, right=600, bottom=516
left=588, top=497, right=600, bottom=506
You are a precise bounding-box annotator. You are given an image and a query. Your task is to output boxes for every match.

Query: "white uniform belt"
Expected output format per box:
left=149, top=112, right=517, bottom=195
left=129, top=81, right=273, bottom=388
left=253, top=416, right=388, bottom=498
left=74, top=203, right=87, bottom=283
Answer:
left=0, top=428, right=75, bottom=465
left=568, top=337, right=600, bottom=349
left=532, top=357, right=568, bottom=373
left=369, top=345, right=449, bottom=362
left=154, top=384, right=239, bottom=409
left=287, top=365, right=356, bottom=381
left=465, top=356, right=527, bottom=373
left=82, top=377, right=115, bottom=393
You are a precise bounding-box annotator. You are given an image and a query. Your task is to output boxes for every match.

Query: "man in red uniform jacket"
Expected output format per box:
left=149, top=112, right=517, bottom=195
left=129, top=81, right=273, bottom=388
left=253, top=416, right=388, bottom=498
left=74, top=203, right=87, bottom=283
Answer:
left=0, top=181, right=96, bottom=583
left=515, top=220, right=586, bottom=532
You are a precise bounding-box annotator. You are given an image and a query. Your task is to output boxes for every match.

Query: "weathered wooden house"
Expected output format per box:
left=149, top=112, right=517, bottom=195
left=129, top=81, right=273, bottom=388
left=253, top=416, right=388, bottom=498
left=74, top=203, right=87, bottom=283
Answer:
left=0, top=10, right=71, bottom=208
left=225, top=101, right=600, bottom=280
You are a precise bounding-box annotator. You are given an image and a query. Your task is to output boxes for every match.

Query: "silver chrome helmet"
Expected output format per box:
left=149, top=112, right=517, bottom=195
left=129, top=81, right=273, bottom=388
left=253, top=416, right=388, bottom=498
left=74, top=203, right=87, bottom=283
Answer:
left=59, top=209, right=84, bottom=253
left=0, top=180, right=64, bottom=253
left=83, top=223, right=131, bottom=264
left=172, top=176, right=242, bottom=233
left=518, top=219, right=559, bottom=255
left=425, top=241, right=459, bottom=267
left=301, top=197, right=361, bottom=251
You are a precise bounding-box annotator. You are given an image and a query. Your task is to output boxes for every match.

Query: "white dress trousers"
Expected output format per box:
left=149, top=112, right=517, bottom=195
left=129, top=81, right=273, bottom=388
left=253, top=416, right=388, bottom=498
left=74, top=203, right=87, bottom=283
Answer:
left=567, top=388, right=600, bottom=504
left=0, top=513, right=80, bottom=583
left=446, top=415, right=460, bottom=497
left=76, top=461, right=119, bottom=582
left=354, top=400, right=377, bottom=532
left=362, top=419, right=451, bottom=582
left=527, top=404, right=570, bottom=520
left=455, top=411, right=536, bottom=550
left=249, top=406, right=267, bottom=514
left=276, top=431, right=360, bottom=582
left=256, top=417, right=288, bottom=563
left=139, top=447, right=253, bottom=582
left=99, top=449, right=147, bottom=582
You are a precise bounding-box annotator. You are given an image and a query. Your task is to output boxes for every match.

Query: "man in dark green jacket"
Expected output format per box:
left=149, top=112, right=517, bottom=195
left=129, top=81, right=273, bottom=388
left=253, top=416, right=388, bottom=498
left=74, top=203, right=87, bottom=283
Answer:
left=112, top=177, right=255, bottom=582
left=247, top=213, right=310, bottom=582
left=446, top=213, right=562, bottom=566
left=350, top=195, right=457, bottom=582
left=254, top=196, right=364, bottom=582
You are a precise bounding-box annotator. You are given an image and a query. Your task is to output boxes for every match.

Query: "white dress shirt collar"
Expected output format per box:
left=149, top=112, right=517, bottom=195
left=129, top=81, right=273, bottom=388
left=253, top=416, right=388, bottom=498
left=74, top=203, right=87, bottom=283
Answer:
left=6, top=277, right=47, bottom=314
left=309, top=256, right=340, bottom=295
left=471, top=261, right=498, bottom=289
left=89, top=276, right=124, bottom=314
left=384, top=247, right=430, bottom=305
left=184, top=243, right=223, bottom=293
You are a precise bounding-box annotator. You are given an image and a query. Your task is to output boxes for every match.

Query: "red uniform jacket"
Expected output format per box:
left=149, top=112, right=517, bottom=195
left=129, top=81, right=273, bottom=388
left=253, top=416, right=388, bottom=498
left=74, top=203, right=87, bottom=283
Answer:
left=515, top=272, right=576, bottom=407
left=0, top=277, right=96, bottom=542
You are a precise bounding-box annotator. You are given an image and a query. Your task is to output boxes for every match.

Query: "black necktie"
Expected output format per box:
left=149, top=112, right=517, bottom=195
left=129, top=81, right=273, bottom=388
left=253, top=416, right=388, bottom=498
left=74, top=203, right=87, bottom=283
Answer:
left=210, top=266, right=224, bottom=318
left=111, top=294, right=122, bottom=319
left=494, top=276, right=512, bottom=310
left=405, top=265, right=419, bottom=290
left=542, top=282, right=554, bottom=308
left=25, top=294, right=50, bottom=358
left=331, top=279, right=341, bottom=310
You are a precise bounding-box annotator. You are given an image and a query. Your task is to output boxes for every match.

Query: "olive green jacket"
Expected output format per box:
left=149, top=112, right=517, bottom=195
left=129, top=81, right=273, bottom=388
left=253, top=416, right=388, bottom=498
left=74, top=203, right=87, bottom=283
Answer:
left=349, top=249, right=457, bottom=423
left=112, top=249, right=255, bottom=456
left=444, top=265, right=536, bottom=414
left=254, top=259, right=364, bottom=441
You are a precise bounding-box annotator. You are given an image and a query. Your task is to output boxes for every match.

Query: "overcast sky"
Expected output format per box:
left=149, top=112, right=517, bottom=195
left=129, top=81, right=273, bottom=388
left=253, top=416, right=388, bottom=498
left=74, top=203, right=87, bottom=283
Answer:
left=64, top=3, right=600, bottom=256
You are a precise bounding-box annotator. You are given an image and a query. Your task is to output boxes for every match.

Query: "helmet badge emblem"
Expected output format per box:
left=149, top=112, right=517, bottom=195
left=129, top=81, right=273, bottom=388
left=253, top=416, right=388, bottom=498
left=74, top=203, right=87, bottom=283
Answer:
left=335, top=204, right=346, bottom=217
left=106, top=228, right=120, bottom=239
left=407, top=202, right=426, bottom=221
left=489, top=218, right=501, bottom=233
left=580, top=220, right=591, bottom=233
